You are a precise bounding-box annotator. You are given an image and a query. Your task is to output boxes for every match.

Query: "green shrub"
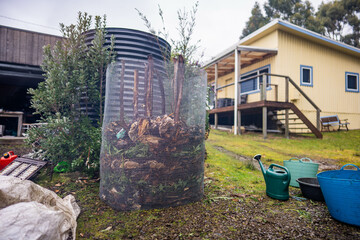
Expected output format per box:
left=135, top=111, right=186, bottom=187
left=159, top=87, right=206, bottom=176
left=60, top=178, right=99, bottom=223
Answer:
left=26, top=116, right=101, bottom=176
left=26, top=12, right=115, bottom=176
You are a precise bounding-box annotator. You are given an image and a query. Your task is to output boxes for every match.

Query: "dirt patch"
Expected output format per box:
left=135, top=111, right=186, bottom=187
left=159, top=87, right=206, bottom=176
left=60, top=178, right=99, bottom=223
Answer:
left=316, top=158, right=339, bottom=171
left=0, top=144, right=31, bottom=157
left=212, top=145, right=261, bottom=171
left=256, top=143, right=294, bottom=158
left=125, top=197, right=360, bottom=240
left=212, top=145, right=338, bottom=172
left=41, top=173, right=360, bottom=240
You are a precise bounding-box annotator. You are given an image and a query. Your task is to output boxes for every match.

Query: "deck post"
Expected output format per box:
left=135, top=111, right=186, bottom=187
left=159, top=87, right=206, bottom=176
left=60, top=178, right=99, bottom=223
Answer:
left=214, top=63, right=218, bottom=129
left=263, top=106, right=267, bottom=139
left=261, top=75, right=267, bottom=139
left=285, top=77, right=289, bottom=138
left=285, top=77, right=289, bottom=102
left=316, top=109, right=320, bottom=130
left=285, top=109, right=289, bottom=139
left=233, top=48, right=241, bottom=135
left=262, top=75, right=267, bottom=101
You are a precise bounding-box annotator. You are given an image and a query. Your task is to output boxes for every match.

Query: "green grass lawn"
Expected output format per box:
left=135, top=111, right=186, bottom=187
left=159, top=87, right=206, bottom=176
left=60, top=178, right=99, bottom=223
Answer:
left=28, top=129, right=360, bottom=238
left=207, top=129, right=360, bottom=166
left=205, top=141, right=265, bottom=195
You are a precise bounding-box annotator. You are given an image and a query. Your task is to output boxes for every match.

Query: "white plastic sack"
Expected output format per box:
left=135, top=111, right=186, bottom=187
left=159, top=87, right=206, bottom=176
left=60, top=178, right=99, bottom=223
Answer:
left=0, top=176, right=80, bottom=240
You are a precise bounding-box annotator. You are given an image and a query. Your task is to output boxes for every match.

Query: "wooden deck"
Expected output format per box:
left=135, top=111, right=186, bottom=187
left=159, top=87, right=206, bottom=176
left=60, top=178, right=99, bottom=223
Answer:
left=209, top=100, right=322, bottom=139
left=209, top=100, right=292, bottom=114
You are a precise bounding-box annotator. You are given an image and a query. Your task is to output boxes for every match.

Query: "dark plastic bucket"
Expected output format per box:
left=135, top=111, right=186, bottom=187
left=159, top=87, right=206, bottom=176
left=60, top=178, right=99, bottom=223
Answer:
left=296, top=178, right=324, bottom=201
left=317, top=164, right=360, bottom=226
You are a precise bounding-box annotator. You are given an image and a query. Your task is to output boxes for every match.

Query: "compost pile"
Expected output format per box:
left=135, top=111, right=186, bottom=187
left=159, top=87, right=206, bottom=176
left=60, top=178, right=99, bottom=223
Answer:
left=100, top=56, right=206, bottom=211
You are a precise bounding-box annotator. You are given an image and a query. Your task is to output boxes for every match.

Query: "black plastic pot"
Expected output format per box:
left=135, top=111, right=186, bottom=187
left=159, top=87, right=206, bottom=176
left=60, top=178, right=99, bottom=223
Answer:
left=296, top=178, right=325, bottom=201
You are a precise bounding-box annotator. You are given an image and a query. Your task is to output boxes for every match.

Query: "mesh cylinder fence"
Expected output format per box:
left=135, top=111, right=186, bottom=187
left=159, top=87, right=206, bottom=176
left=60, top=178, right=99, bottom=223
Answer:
left=81, top=28, right=171, bottom=121
left=100, top=56, right=207, bottom=211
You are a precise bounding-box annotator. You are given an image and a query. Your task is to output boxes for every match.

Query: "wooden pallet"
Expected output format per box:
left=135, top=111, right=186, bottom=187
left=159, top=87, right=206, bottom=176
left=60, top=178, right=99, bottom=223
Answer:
left=0, top=157, right=47, bottom=180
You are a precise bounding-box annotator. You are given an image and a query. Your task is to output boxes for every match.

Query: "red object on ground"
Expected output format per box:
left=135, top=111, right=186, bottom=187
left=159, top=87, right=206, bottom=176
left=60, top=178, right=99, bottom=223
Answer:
left=0, top=151, right=18, bottom=171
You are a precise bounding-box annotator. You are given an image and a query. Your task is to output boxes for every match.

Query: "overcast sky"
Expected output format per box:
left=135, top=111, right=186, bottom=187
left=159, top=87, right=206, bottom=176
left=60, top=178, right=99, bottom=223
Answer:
left=0, top=0, right=325, bottom=62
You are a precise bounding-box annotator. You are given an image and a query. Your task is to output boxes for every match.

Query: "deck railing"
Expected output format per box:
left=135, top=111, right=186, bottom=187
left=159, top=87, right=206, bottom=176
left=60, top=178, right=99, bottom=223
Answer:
left=258, top=73, right=321, bottom=131
left=213, top=72, right=322, bottom=135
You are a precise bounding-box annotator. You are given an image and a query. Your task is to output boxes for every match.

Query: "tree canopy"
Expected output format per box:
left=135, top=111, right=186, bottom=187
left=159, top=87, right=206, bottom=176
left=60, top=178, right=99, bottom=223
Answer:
left=241, top=0, right=360, bottom=48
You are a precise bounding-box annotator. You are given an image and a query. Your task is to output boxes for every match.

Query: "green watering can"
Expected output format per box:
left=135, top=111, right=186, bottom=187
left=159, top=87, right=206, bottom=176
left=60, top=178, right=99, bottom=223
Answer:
left=254, top=154, right=291, bottom=200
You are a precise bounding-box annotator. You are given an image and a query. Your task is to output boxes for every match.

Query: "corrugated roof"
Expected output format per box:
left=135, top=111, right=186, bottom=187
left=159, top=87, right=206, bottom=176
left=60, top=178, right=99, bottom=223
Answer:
left=204, top=46, right=277, bottom=80
left=203, top=19, right=360, bottom=72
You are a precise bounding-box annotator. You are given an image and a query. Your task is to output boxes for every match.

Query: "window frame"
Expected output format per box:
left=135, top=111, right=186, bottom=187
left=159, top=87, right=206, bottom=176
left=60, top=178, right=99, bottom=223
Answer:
left=300, top=65, right=313, bottom=87
left=345, top=72, right=359, bottom=93
left=240, top=64, right=271, bottom=95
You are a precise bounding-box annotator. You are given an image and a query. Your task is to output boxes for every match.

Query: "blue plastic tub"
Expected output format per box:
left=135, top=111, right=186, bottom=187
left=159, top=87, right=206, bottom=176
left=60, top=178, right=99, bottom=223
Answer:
left=317, top=164, right=360, bottom=226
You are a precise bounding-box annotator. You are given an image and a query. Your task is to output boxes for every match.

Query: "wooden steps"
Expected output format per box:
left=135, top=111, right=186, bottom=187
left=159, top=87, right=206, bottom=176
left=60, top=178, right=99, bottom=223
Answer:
left=274, top=104, right=322, bottom=138
left=209, top=100, right=323, bottom=139
left=289, top=104, right=322, bottom=138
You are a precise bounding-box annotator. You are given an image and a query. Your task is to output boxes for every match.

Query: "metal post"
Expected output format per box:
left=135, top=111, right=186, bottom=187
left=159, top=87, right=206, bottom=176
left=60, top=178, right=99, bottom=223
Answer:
left=238, top=56, right=242, bottom=135
left=263, top=106, right=267, bottom=139
left=234, top=48, right=240, bottom=135
left=214, top=63, right=218, bottom=129
left=17, top=114, right=23, bottom=137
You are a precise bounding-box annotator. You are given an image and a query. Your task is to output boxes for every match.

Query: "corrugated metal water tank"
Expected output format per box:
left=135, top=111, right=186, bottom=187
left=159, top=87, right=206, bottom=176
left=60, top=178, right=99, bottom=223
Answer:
left=83, top=28, right=171, bottom=120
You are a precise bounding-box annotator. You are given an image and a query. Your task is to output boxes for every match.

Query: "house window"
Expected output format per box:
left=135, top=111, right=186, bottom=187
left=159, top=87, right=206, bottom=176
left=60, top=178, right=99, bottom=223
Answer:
left=300, top=65, right=313, bottom=87
left=240, top=65, right=270, bottom=94
left=345, top=72, right=359, bottom=92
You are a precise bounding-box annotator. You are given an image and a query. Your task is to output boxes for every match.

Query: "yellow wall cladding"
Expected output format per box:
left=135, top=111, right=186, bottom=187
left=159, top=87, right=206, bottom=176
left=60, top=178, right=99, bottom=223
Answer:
left=245, top=30, right=278, bottom=49
left=215, top=73, right=235, bottom=99
left=275, top=30, right=360, bottom=129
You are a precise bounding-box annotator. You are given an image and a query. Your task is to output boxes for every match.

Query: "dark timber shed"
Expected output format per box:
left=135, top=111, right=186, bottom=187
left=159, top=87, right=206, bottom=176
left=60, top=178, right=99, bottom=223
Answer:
left=0, top=25, right=62, bottom=135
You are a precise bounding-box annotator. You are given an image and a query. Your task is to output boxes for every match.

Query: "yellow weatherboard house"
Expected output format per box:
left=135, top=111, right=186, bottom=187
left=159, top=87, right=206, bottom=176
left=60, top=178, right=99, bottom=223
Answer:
left=203, top=19, right=360, bottom=139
